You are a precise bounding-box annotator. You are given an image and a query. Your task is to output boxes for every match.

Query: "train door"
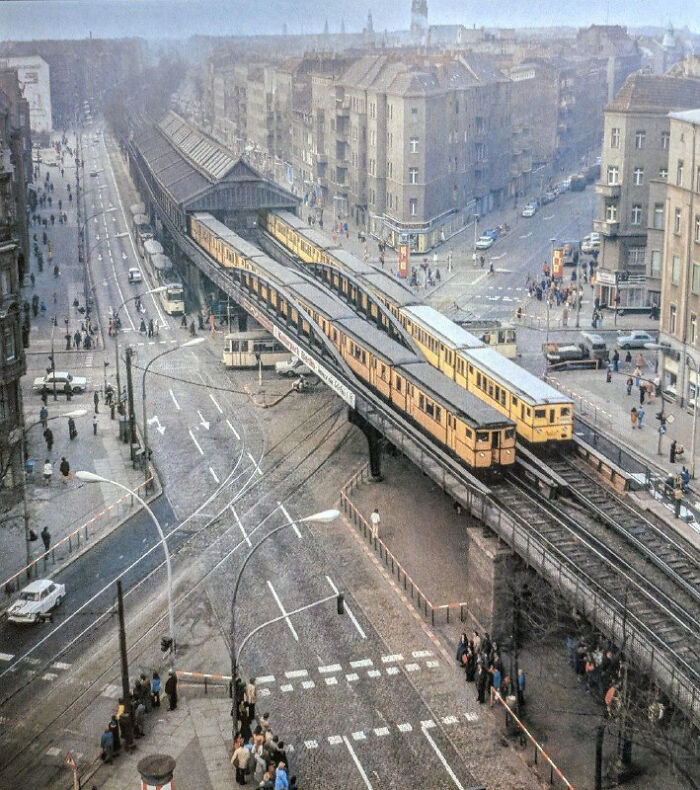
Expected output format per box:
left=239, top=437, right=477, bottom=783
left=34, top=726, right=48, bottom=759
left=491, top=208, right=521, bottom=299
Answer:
left=446, top=413, right=456, bottom=453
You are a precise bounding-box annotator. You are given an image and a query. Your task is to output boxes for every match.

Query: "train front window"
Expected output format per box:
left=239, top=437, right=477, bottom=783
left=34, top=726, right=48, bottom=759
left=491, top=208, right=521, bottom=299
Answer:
left=476, top=432, right=488, bottom=442
left=534, top=409, right=546, bottom=419
left=561, top=407, right=570, bottom=416
left=505, top=429, right=515, bottom=439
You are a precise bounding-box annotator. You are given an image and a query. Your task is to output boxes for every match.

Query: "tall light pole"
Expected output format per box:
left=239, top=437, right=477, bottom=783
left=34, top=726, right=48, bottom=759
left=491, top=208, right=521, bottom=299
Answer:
left=75, top=470, right=177, bottom=662
left=230, top=508, right=339, bottom=737
left=548, top=237, right=556, bottom=343
left=20, top=409, right=87, bottom=573
left=686, top=354, right=699, bottom=479
left=141, top=338, right=204, bottom=482
left=472, top=214, right=479, bottom=262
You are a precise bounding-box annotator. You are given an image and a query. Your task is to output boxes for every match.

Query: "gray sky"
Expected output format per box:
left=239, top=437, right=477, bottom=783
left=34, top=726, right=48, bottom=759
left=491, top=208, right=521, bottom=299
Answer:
left=0, top=0, right=696, bottom=40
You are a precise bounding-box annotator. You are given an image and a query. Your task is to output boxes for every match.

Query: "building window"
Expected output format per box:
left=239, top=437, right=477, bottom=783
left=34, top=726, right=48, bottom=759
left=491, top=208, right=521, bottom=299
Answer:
left=635, top=130, right=646, bottom=149
left=671, top=254, right=681, bottom=285
left=696, top=166, right=700, bottom=193
left=3, top=327, right=15, bottom=362
left=0, top=269, right=9, bottom=296
left=670, top=304, right=677, bottom=334
left=410, top=107, right=418, bottom=122
left=605, top=202, right=618, bottom=222
left=674, top=207, right=682, bottom=234
left=633, top=167, right=644, bottom=186
left=607, top=165, right=619, bottom=185
left=631, top=204, right=642, bottom=225
left=693, top=264, right=700, bottom=295
left=610, top=127, right=620, bottom=148
left=692, top=314, right=698, bottom=346
left=696, top=215, right=700, bottom=243
left=409, top=198, right=417, bottom=216
left=408, top=167, right=418, bottom=184
left=659, top=167, right=668, bottom=180
left=409, top=137, right=418, bottom=153
left=677, top=160, right=684, bottom=186
left=653, top=203, right=664, bottom=230
left=650, top=250, right=662, bottom=277
left=662, top=131, right=670, bottom=150
left=0, top=384, right=7, bottom=420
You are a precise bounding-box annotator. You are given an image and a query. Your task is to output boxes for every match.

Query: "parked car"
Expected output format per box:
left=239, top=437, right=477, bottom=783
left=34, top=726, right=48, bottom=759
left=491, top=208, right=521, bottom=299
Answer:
left=475, top=235, right=495, bottom=250
left=7, top=579, right=65, bottom=624
left=616, top=330, right=657, bottom=349
left=128, top=267, right=142, bottom=283
left=541, top=190, right=557, bottom=204
left=482, top=228, right=500, bottom=240
left=275, top=357, right=312, bottom=377
left=521, top=202, right=538, bottom=217
left=545, top=342, right=589, bottom=364
left=581, top=233, right=600, bottom=254
left=33, top=372, right=88, bottom=394
left=558, top=179, right=571, bottom=193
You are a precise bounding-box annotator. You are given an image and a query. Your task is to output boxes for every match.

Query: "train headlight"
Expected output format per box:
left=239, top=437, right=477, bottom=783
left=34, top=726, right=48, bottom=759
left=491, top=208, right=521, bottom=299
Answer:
left=479, top=452, right=485, bottom=457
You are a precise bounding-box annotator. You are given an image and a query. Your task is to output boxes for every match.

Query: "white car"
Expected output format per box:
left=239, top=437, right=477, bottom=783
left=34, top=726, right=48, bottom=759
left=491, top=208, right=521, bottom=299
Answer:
left=275, top=357, right=312, bottom=377
left=128, top=267, right=142, bottom=283
left=521, top=203, right=538, bottom=218
left=581, top=233, right=600, bottom=254
left=475, top=235, right=495, bottom=250
left=33, top=372, right=88, bottom=395
left=617, top=330, right=657, bottom=349
left=7, top=579, right=65, bottom=623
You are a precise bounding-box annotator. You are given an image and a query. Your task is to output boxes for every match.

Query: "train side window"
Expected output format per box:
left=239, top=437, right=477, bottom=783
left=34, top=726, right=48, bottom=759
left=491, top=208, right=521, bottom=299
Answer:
left=362, top=351, right=366, bottom=364
left=465, top=427, right=472, bottom=438
left=332, top=329, right=337, bottom=342
left=381, top=364, right=386, bottom=380
left=549, top=410, right=555, bottom=423
left=488, top=383, right=494, bottom=398
left=426, top=401, right=434, bottom=418
left=419, top=394, right=425, bottom=409
left=500, top=391, right=506, bottom=406
left=395, top=376, right=402, bottom=392
left=435, top=406, right=441, bottom=422
left=476, top=372, right=481, bottom=388
left=561, top=407, right=570, bottom=416
left=512, top=396, right=518, bottom=407
left=534, top=409, right=545, bottom=419
left=469, top=364, right=474, bottom=374
left=476, top=431, right=488, bottom=442
left=505, top=428, right=515, bottom=439
left=494, top=385, right=500, bottom=401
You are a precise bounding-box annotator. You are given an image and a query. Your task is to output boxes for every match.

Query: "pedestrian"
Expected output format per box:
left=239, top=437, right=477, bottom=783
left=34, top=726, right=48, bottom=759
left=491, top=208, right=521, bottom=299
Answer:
left=148, top=318, right=154, bottom=338
left=634, top=366, right=641, bottom=388
left=369, top=508, right=380, bottom=541
left=275, top=763, right=289, bottom=790
left=151, top=671, right=161, bottom=707
left=94, top=391, right=99, bottom=414
left=475, top=662, right=488, bottom=704
left=639, top=386, right=645, bottom=405
left=93, top=414, right=98, bottom=435
left=670, top=439, right=678, bottom=464
left=100, top=728, right=114, bottom=764
left=39, top=405, right=48, bottom=428
left=65, top=331, right=71, bottom=350
left=245, top=677, right=257, bottom=722
left=606, top=367, right=612, bottom=383
left=630, top=407, right=638, bottom=430
left=626, top=377, right=633, bottom=396
left=612, top=349, right=619, bottom=372
left=59, top=456, right=70, bottom=483
left=231, top=738, right=250, bottom=785
left=517, top=668, right=526, bottom=706
left=74, top=330, right=81, bottom=349
left=64, top=380, right=72, bottom=401
left=562, top=306, right=569, bottom=327
left=140, top=318, right=147, bottom=333
left=637, top=406, right=645, bottom=429
left=624, top=350, right=632, bottom=372
left=108, top=714, right=121, bottom=753
left=636, top=352, right=644, bottom=368
left=68, top=416, right=77, bottom=440
left=43, top=427, right=54, bottom=451
left=133, top=700, right=145, bottom=738
left=674, top=485, right=683, bottom=518
left=43, top=458, right=53, bottom=486
left=489, top=665, right=502, bottom=706
left=139, top=673, right=152, bottom=713
left=41, top=526, right=51, bottom=552
left=165, top=669, right=178, bottom=710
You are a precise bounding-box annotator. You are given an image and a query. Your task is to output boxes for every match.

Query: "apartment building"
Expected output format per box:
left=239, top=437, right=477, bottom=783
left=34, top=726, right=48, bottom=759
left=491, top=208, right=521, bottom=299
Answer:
left=594, top=70, right=700, bottom=309
left=0, top=70, right=31, bottom=507
left=657, top=109, right=700, bottom=403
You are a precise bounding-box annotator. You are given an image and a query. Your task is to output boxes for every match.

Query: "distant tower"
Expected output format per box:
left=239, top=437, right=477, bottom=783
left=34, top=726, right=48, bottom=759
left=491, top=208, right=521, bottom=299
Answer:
left=340, top=18, right=346, bottom=34
left=367, top=10, right=374, bottom=34
left=323, top=18, right=329, bottom=35
left=410, top=0, right=428, bottom=36
left=282, top=23, right=288, bottom=36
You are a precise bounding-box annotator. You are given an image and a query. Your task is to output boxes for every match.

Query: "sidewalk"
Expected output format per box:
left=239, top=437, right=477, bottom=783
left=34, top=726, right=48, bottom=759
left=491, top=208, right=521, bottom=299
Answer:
left=2, top=141, right=157, bottom=590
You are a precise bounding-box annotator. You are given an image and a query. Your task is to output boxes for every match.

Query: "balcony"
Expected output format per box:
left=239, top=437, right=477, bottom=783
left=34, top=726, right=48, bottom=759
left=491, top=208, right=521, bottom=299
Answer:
left=0, top=355, right=26, bottom=382
left=593, top=218, right=619, bottom=236
left=595, top=182, right=621, bottom=198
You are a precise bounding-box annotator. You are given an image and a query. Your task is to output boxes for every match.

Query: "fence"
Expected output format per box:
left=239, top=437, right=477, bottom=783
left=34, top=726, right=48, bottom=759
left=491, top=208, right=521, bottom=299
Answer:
left=545, top=374, right=614, bottom=430
left=340, top=465, right=468, bottom=627
left=2, top=475, right=155, bottom=593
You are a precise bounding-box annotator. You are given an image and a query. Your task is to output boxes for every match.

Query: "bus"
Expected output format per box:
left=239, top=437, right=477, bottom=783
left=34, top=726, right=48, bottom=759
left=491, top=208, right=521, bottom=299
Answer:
left=222, top=331, right=291, bottom=369
left=160, top=278, right=185, bottom=316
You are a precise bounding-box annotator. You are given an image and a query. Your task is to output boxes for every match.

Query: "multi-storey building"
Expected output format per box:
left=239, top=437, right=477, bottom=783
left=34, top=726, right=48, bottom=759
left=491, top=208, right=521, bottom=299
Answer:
left=593, top=69, right=700, bottom=309
left=0, top=70, right=31, bottom=508
left=657, top=109, right=700, bottom=404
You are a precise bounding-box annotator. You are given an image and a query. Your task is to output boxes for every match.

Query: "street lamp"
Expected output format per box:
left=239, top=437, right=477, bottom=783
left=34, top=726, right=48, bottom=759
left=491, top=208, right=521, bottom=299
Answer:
left=114, top=287, right=168, bottom=398
left=141, top=338, right=204, bottom=482
left=20, top=408, right=88, bottom=572
left=686, top=355, right=699, bottom=479
left=547, top=237, right=557, bottom=344
left=644, top=342, right=673, bottom=457
left=75, top=470, right=176, bottom=661
left=229, top=508, right=340, bottom=736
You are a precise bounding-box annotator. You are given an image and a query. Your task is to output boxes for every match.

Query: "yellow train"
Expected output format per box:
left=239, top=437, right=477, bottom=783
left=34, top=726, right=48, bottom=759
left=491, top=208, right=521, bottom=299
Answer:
left=189, top=211, right=516, bottom=470
left=261, top=210, right=573, bottom=443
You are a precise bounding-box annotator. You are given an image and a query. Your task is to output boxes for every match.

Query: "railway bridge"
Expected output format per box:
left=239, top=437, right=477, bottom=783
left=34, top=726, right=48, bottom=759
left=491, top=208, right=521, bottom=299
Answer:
left=122, top=113, right=700, bottom=727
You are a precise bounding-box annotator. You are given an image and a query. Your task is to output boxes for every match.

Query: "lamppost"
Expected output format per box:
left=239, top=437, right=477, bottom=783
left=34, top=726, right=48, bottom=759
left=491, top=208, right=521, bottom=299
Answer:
left=686, top=354, right=699, bottom=479
left=230, top=508, right=340, bottom=737
left=114, top=287, right=167, bottom=398
left=141, top=338, right=204, bottom=482
left=645, top=343, right=671, bottom=457
left=472, top=214, right=480, bottom=262
left=20, top=409, right=87, bottom=572
left=547, top=237, right=557, bottom=344
left=75, top=470, right=176, bottom=661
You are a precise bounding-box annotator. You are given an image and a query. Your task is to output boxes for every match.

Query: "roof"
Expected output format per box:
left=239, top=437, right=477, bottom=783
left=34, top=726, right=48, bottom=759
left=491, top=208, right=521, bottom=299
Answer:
left=607, top=73, right=700, bottom=114
left=397, top=361, right=513, bottom=428
left=403, top=305, right=484, bottom=349
left=464, top=347, right=571, bottom=405
left=361, top=271, right=421, bottom=308
left=334, top=317, right=418, bottom=366
left=291, top=282, right=357, bottom=322
left=669, top=109, right=700, bottom=125
left=22, top=579, right=55, bottom=593
left=143, top=239, right=164, bottom=256
left=158, top=111, right=237, bottom=181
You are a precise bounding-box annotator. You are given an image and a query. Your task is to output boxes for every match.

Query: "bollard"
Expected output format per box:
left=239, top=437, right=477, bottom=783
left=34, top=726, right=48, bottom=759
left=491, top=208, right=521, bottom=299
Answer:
left=138, top=754, right=176, bottom=790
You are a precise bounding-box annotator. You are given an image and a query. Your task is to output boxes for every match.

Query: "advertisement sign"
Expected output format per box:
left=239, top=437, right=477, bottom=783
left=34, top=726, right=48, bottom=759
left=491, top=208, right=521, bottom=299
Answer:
left=552, top=248, right=563, bottom=280
left=398, top=244, right=410, bottom=279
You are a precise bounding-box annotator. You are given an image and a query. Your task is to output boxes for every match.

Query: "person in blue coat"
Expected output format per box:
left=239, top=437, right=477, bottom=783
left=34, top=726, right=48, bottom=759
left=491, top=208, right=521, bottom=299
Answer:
left=274, top=762, right=289, bottom=790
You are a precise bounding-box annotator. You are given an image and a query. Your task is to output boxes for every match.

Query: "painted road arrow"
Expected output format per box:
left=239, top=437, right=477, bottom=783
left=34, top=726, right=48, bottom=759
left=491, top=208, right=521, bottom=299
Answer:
left=147, top=416, right=166, bottom=435
left=197, top=410, right=210, bottom=430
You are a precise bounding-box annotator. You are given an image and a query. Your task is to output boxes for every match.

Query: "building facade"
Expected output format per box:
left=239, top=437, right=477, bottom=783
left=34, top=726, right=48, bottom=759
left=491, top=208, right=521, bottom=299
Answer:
left=0, top=71, right=31, bottom=508
left=0, top=56, right=51, bottom=134
left=657, top=109, right=700, bottom=403
left=593, top=70, right=700, bottom=309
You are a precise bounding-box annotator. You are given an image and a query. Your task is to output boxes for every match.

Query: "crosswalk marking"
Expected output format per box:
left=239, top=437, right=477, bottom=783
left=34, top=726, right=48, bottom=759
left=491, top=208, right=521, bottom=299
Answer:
left=304, top=740, right=318, bottom=749
left=280, top=684, right=293, bottom=693
left=345, top=673, right=359, bottom=682
left=318, top=664, right=342, bottom=674
left=464, top=712, right=478, bottom=722
left=350, top=658, right=373, bottom=668
left=367, top=669, right=381, bottom=678
left=421, top=719, right=436, bottom=729
left=426, top=660, right=440, bottom=668
left=301, top=680, right=315, bottom=690
left=381, top=653, right=404, bottom=663
left=398, top=722, right=413, bottom=733
left=405, top=663, right=420, bottom=672
left=325, top=677, right=338, bottom=686
left=386, top=667, right=399, bottom=676
left=374, top=727, right=390, bottom=737
left=41, top=672, right=58, bottom=681
left=258, top=688, right=271, bottom=697
left=256, top=675, right=275, bottom=684
left=51, top=661, right=71, bottom=670
left=328, top=735, right=342, bottom=745
left=442, top=715, right=458, bottom=725
left=351, top=731, right=366, bottom=741
left=285, top=670, right=308, bottom=679
left=0, top=653, right=13, bottom=662
left=45, top=747, right=61, bottom=757
left=411, top=650, right=433, bottom=659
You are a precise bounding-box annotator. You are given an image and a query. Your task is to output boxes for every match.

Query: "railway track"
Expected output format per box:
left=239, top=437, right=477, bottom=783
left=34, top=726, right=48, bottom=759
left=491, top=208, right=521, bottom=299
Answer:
left=492, top=471, right=700, bottom=679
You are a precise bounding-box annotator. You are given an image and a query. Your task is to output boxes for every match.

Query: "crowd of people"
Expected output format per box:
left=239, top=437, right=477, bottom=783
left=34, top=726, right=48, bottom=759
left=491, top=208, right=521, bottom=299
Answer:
left=455, top=631, right=525, bottom=710
left=231, top=675, right=298, bottom=788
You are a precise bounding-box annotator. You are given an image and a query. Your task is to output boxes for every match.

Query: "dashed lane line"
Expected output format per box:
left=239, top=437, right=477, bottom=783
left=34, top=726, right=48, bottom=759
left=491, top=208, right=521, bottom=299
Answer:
left=230, top=505, right=251, bottom=548
left=226, top=419, right=240, bottom=440
left=247, top=451, right=263, bottom=476
left=188, top=429, right=204, bottom=456
left=278, top=501, right=302, bottom=539
left=209, top=467, right=220, bottom=484
left=169, top=389, right=181, bottom=411
left=266, top=580, right=299, bottom=642
left=209, top=393, right=223, bottom=413
left=342, top=735, right=374, bottom=789
left=421, top=725, right=466, bottom=790
left=326, top=575, right=366, bottom=639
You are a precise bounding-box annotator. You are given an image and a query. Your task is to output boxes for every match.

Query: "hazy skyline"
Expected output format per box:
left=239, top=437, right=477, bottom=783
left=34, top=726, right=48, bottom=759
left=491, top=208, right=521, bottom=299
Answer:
left=0, top=0, right=697, bottom=41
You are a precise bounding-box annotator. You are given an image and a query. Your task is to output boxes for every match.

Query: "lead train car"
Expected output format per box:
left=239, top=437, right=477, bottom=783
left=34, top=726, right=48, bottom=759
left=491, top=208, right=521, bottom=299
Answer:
left=189, top=211, right=515, bottom=471
left=261, top=210, right=573, bottom=443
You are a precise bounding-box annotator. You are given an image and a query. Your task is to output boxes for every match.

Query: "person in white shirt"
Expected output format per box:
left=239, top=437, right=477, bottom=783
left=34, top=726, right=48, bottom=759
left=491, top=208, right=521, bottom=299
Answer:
left=43, top=459, right=52, bottom=486
left=370, top=508, right=381, bottom=541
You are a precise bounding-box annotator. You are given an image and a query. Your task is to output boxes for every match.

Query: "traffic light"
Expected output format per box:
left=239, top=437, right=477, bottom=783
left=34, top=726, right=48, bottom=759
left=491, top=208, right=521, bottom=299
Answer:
left=336, top=593, right=345, bottom=615
left=160, top=635, right=173, bottom=652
